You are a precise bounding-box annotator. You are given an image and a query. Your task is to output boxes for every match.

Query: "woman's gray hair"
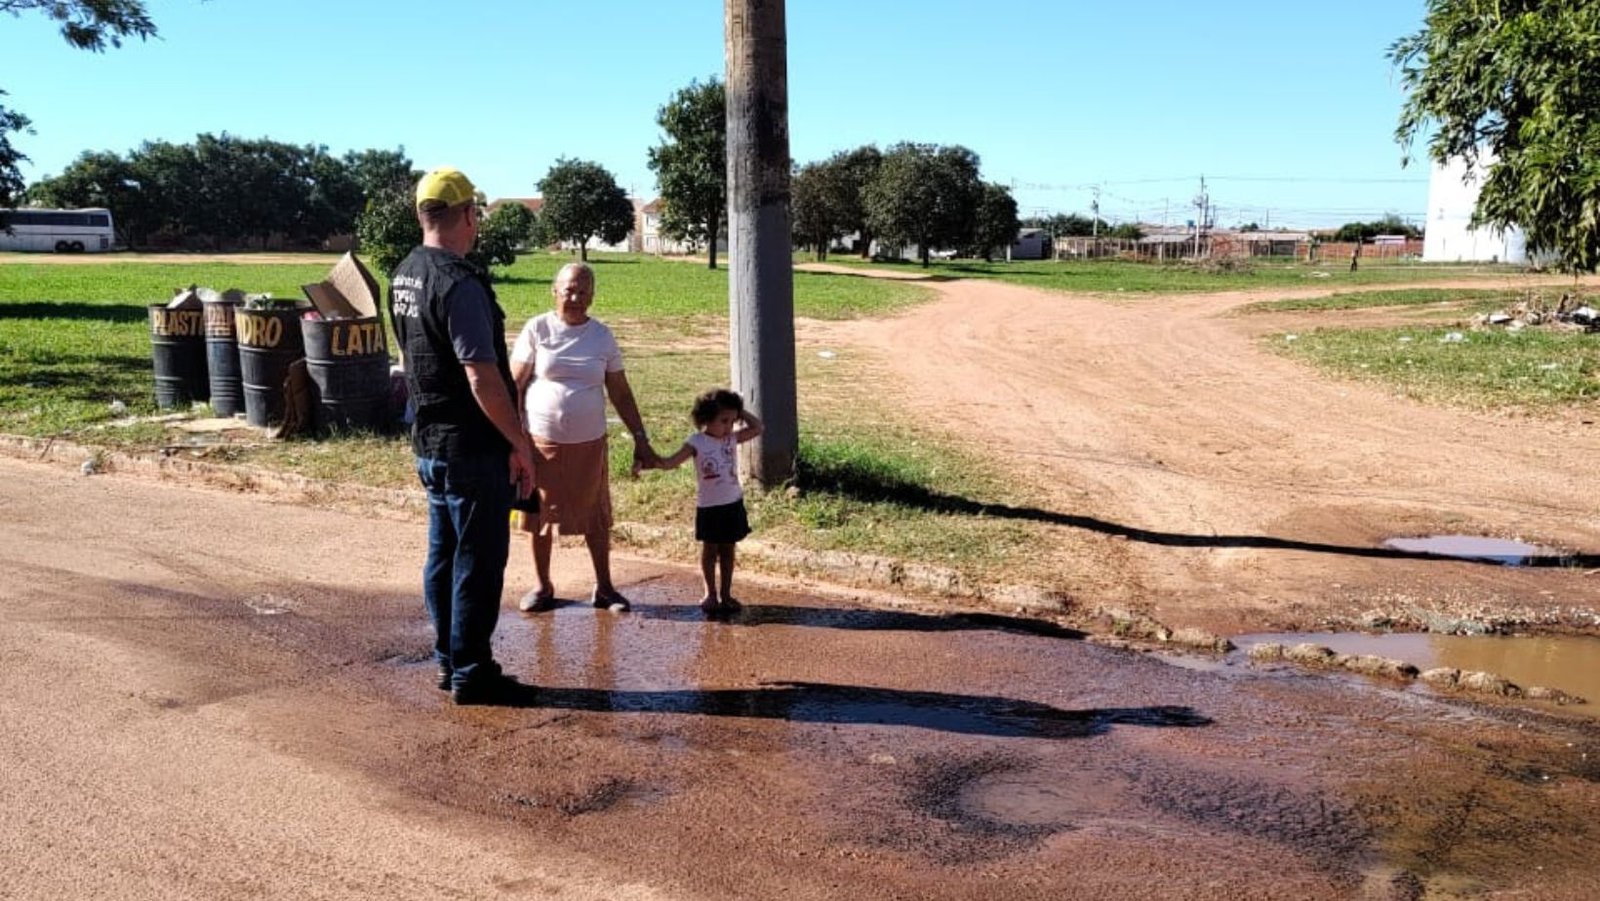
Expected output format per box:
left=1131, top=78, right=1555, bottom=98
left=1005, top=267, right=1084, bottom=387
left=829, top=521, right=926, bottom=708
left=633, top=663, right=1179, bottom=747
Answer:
left=556, top=261, right=595, bottom=283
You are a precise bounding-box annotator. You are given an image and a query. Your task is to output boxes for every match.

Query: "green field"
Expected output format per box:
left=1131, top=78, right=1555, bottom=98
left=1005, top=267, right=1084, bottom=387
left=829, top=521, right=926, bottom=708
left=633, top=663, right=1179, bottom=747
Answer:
left=1269, top=325, right=1600, bottom=410
left=0, top=251, right=931, bottom=321
left=1237, top=287, right=1517, bottom=314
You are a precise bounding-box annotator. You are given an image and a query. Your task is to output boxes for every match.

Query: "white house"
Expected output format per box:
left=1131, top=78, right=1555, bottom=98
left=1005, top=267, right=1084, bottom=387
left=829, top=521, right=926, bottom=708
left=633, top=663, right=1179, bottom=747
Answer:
left=1008, top=228, right=1050, bottom=260
left=1423, top=156, right=1528, bottom=263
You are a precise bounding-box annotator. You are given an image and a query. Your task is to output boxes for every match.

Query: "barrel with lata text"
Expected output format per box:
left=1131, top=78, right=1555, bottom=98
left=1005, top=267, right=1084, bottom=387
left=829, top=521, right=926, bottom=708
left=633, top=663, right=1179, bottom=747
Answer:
left=148, top=304, right=209, bottom=409
left=300, top=316, right=392, bottom=433
left=202, top=299, right=245, bottom=417
left=236, top=305, right=306, bottom=428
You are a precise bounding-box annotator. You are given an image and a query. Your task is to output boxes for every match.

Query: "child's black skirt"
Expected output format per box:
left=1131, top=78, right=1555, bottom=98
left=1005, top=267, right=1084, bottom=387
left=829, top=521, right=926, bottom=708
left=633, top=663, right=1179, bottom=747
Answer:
left=695, top=499, right=751, bottom=544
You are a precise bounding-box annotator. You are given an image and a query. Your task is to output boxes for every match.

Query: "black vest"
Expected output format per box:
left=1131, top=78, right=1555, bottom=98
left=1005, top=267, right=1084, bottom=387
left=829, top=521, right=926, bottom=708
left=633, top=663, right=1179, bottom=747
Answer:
left=389, top=245, right=514, bottom=460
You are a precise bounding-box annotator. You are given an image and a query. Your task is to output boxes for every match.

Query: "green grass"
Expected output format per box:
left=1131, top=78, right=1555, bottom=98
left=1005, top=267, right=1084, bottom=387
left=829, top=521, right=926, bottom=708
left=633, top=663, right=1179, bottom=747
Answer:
left=1270, top=325, right=1600, bottom=409
left=0, top=261, right=337, bottom=302
left=1238, top=288, right=1518, bottom=314
left=0, top=251, right=1046, bottom=588
left=0, top=251, right=929, bottom=440
left=812, top=255, right=1527, bottom=294
left=0, top=251, right=933, bottom=321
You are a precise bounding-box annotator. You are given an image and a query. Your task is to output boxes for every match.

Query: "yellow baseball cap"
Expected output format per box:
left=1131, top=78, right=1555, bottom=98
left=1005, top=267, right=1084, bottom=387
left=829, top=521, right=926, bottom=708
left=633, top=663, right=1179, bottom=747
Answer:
left=415, top=167, right=477, bottom=210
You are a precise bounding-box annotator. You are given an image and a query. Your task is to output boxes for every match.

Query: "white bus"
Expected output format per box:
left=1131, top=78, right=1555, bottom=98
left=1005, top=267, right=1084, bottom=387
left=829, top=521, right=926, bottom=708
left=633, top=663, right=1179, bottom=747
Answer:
left=0, top=207, right=116, bottom=253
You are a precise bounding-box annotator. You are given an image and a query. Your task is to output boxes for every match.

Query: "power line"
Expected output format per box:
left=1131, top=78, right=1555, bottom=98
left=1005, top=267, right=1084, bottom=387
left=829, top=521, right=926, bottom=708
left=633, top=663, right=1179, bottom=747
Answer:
left=1011, top=174, right=1426, bottom=192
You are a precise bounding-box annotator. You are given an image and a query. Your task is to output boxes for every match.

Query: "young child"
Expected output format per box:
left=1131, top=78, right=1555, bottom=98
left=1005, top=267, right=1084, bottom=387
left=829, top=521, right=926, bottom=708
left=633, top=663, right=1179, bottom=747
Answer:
left=652, top=389, right=763, bottom=615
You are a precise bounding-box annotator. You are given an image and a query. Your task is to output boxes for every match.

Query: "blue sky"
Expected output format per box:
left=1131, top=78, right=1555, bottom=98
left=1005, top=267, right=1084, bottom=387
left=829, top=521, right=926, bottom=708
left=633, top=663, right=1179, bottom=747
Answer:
left=3, top=1, right=1433, bottom=229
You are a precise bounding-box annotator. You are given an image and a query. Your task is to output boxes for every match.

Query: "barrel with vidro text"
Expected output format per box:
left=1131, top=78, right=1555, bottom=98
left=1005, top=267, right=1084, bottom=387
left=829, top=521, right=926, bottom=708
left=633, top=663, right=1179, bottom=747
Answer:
left=300, top=316, right=392, bottom=433
left=202, top=298, right=245, bottom=417
left=148, top=304, right=209, bottom=409
left=236, top=305, right=306, bottom=428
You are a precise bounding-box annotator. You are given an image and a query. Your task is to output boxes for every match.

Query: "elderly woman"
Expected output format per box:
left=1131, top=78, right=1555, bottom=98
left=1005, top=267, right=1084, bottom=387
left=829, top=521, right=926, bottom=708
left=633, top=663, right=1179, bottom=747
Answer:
left=510, top=262, right=654, bottom=612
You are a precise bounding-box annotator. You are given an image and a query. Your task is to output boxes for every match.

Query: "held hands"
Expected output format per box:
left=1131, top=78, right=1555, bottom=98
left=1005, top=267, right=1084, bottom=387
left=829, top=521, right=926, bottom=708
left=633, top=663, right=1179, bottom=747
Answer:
left=629, top=433, right=661, bottom=478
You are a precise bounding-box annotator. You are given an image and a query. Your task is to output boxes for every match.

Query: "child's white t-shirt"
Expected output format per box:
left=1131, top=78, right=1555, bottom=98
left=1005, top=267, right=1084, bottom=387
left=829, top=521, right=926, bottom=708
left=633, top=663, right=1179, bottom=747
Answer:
left=509, top=312, right=624, bottom=444
left=686, top=432, right=742, bottom=507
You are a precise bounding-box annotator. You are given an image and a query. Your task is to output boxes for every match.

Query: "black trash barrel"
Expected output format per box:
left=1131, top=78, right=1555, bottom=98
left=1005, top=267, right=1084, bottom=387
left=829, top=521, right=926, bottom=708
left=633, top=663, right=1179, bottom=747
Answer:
left=301, top=316, right=392, bottom=433
left=203, top=299, right=245, bottom=417
left=236, top=305, right=306, bottom=428
left=148, top=304, right=209, bottom=409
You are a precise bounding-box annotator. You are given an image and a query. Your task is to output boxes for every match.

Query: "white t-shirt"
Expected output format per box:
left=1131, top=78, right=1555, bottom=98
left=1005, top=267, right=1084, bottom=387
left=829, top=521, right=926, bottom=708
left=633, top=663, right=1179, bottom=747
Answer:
left=686, top=432, right=743, bottom=508
left=510, top=312, right=624, bottom=444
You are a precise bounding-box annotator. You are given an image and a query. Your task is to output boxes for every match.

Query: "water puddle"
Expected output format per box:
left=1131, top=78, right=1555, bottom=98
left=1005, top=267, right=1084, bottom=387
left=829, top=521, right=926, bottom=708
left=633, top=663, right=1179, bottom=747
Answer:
left=1381, top=534, right=1573, bottom=567
left=960, top=766, right=1131, bottom=830
left=1235, top=631, right=1600, bottom=716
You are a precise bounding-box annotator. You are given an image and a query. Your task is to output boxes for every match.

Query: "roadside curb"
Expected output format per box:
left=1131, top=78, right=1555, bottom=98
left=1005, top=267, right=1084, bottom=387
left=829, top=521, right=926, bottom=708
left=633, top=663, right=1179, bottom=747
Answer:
left=0, top=433, right=428, bottom=518
left=1, top=433, right=1113, bottom=626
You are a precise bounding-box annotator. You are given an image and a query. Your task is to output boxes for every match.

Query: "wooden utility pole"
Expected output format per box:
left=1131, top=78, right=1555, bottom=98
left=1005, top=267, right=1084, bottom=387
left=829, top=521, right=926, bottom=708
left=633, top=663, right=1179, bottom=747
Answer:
left=725, top=0, right=797, bottom=486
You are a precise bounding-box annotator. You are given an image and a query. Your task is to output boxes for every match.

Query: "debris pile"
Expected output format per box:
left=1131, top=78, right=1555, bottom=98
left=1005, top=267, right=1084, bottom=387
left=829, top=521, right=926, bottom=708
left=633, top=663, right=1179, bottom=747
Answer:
left=1472, top=292, right=1600, bottom=332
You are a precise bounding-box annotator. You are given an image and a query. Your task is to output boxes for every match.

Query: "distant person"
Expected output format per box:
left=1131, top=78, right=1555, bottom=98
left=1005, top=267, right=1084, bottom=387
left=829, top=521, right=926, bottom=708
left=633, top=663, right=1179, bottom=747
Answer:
left=1349, top=241, right=1362, bottom=273
left=510, top=262, right=656, bottom=613
left=390, top=166, right=535, bottom=706
left=645, top=388, right=763, bottom=616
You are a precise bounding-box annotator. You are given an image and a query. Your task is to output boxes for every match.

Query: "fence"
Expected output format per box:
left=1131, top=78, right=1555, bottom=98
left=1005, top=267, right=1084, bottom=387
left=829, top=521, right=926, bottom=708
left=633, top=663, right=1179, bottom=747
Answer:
left=1051, top=235, right=1422, bottom=263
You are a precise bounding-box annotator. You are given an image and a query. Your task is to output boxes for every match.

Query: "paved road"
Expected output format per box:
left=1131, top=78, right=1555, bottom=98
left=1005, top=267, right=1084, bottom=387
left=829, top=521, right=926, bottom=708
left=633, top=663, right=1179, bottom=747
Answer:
left=2, top=457, right=1597, bottom=899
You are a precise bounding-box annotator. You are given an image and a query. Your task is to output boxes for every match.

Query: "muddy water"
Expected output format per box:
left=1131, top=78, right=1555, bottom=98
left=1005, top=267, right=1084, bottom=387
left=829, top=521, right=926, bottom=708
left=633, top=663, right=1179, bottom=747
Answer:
left=1235, top=631, right=1600, bottom=715
left=1381, top=534, right=1571, bottom=566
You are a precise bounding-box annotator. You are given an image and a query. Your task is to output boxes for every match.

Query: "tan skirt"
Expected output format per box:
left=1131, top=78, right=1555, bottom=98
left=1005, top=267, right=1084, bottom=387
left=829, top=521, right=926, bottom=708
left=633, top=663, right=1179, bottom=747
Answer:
left=512, top=435, right=613, bottom=536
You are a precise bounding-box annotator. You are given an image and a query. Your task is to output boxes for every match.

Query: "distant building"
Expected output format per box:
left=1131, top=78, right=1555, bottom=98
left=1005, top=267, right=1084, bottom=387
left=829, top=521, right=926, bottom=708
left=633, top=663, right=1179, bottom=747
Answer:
left=1423, top=156, right=1528, bottom=263
left=1008, top=227, right=1050, bottom=260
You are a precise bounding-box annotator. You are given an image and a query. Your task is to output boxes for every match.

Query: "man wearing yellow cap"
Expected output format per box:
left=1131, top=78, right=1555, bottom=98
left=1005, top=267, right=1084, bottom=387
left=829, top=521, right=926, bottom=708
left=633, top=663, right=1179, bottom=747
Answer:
left=389, top=166, right=536, bottom=705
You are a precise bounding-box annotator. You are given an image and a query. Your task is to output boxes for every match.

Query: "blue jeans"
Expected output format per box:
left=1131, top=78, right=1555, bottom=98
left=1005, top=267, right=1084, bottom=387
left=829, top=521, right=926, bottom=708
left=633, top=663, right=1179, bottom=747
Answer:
left=415, top=452, right=512, bottom=688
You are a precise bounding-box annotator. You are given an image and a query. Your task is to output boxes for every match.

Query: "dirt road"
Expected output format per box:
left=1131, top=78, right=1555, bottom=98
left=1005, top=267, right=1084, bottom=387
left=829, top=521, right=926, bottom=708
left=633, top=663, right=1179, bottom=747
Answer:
left=4, top=457, right=1600, bottom=899
left=814, top=269, right=1600, bottom=634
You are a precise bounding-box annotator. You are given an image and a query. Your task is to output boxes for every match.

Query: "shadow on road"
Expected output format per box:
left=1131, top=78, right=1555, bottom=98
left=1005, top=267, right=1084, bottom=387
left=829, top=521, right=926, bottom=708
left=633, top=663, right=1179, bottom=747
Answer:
left=801, top=461, right=1599, bottom=568
left=474, top=679, right=1210, bottom=739
left=630, top=603, right=1085, bottom=639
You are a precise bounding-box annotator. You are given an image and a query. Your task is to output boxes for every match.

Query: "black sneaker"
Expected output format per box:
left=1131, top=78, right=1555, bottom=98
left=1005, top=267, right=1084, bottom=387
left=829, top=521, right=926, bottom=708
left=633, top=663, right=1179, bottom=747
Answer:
left=592, top=590, right=632, bottom=612
left=436, top=666, right=452, bottom=691
left=450, top=673, right=525, bottom=706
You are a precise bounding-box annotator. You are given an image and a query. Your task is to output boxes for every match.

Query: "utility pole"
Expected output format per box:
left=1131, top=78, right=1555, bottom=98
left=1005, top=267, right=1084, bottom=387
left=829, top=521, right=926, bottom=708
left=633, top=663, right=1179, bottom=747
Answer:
left=725, top=0, right=797, bottom=486
left=1192, top=176, right=1208, bottom=259
left=1090, top=186, right=1100, bottom=258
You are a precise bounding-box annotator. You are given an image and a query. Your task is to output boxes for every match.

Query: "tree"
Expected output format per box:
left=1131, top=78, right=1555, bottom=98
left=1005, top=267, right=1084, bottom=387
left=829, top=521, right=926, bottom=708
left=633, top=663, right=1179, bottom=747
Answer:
left=1106, top=223, right=1144, bottom=240
left=470, top=201, right=537, bottom=271
left=1023, top=213, right=1103, bottom=238
left=124, top=139, right=197, bottom=243
left=344, top=148, right=414, bottom=199
left=862, top=142, right=983, bottom=267
left=1, top=0, right=156, bottom=212
left=835, top=145, right=881, bottom=258
left=0, top=94, right=32, bottom=220
left=299, top=145, right=362, bottom=243
left=646, top=78, right=725, bottom=268
left=1393, top=0, right=1600, bottom=271
left=23, top=149, right=142, bottom=243
left=1331, top=214, right=1420, bottom=243
left=354, top=186, right=420, bottom=275
left=968, top=182, right=1019, bottom=262
left=791, top=160, right=847, bottom=261
left=537, top=158, right=632, bottom=262
left=0, top=0, right=155, bottom=50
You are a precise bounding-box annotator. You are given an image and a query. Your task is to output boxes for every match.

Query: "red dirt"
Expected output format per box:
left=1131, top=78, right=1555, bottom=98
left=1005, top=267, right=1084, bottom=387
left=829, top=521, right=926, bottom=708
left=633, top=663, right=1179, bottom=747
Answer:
left=802, top=268, right=1600, bottom=636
